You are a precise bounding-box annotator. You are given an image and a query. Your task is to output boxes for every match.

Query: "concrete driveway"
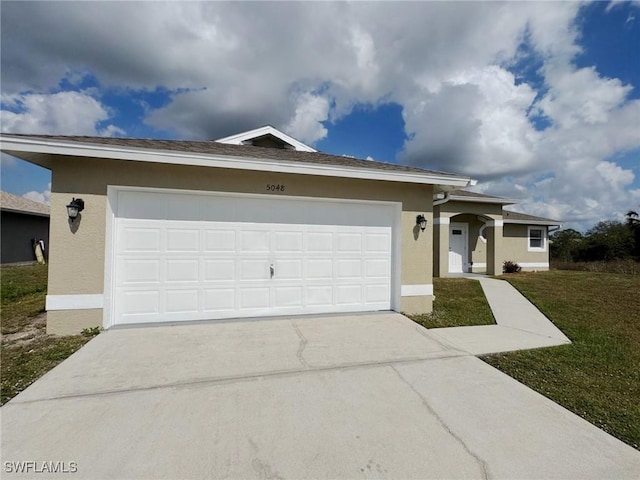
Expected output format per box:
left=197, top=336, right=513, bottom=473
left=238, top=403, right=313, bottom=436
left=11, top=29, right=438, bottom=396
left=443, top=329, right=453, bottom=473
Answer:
left=2, top=313, right=639, bottom=479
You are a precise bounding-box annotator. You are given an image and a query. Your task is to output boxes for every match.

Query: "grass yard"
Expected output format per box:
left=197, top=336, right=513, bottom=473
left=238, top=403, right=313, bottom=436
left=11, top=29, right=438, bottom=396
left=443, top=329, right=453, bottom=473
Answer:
left=483, top=270, right=640, bottom=450
left=1, top=264, right=92, bottom=405
left=407, top=277, right=495, bottom=328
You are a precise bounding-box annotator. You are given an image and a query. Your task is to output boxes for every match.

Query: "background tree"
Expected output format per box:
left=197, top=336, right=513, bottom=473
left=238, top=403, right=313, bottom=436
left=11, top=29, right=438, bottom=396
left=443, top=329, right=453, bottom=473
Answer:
left=550, top=229, right=584, bottom=261
left=580, top=220, right=635, bottom=261
left=626, top=210, right=640, bottom=259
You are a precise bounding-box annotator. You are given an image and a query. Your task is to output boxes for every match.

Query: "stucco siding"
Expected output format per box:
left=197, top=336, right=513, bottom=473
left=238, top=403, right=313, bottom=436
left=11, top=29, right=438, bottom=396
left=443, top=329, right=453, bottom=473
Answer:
left=502, top=224, right=549, bottom=270
left=46, top=310, right=103, bottom=335
left=47, top=155, right=435, bottom=333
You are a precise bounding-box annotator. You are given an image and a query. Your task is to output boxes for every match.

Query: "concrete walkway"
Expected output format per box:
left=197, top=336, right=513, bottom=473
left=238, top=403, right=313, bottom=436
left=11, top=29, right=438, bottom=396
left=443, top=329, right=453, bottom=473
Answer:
left=429, top=276, right=572, bottom=355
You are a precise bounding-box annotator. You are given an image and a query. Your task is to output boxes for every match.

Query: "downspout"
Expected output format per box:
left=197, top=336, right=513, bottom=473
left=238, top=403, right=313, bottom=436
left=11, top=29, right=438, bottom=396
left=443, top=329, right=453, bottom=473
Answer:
left=433, top=192, right=451, bottom=206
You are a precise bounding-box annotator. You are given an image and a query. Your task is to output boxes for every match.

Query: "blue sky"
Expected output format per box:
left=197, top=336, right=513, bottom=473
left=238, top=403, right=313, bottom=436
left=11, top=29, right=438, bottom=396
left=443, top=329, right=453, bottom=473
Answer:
left=1, top=1, right=639, bottom=231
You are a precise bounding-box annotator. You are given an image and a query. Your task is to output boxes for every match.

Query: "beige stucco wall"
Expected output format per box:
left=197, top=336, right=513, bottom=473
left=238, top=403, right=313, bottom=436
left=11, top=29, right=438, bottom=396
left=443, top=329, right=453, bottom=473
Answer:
left=502, top=224, right=549, bottom=270
left=47, top=155, right=435, bottom=333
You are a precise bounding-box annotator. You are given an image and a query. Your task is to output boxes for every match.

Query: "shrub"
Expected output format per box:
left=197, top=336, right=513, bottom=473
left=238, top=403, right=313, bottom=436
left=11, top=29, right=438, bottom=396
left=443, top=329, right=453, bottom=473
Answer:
left=81, top=326, right=102, bottom=337
left=503, top=260, right=522, bottom=274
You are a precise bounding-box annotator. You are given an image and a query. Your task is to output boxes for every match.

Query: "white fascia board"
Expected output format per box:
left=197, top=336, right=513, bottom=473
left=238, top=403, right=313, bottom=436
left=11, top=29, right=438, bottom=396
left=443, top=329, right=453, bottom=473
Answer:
left=0, top=136, right=472, bottom=188
left=215, top=126, right=317, bottom=152
left=505, top=219, right=562, bottom=226
left=449, top=195, right=518, bottom=205
left=0, top=207, right=50, bottom=218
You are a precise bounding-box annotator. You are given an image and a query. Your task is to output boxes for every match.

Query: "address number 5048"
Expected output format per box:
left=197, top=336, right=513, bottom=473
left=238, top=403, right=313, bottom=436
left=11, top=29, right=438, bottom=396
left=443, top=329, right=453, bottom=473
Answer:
left=266, top=184, right=286, bottom=192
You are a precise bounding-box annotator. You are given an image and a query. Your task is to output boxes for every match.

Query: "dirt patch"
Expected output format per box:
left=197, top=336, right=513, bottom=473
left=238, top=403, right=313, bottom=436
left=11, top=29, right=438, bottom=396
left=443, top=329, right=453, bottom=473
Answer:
left=2, top=312, right=47, bottom=347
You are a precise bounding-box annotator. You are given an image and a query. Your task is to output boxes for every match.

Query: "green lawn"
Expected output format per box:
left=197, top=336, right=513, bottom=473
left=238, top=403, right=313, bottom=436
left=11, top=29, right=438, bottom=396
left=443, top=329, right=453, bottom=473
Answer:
left=482, top=270, right=640, bottom=450
left=1, top=265, right=91, bottom=405
left=1, top=264, right=49, bottom=335
left=407, top=278, right=495, bottom=328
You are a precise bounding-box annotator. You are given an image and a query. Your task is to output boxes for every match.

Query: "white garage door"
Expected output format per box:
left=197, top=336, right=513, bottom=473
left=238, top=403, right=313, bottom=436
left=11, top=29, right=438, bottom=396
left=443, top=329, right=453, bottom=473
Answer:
left=109, top=189, right=397, bottom=326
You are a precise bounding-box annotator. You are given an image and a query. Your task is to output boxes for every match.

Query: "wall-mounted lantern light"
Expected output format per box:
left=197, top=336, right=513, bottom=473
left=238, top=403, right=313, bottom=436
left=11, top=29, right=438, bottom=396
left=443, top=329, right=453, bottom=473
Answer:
left=66, top=198, right=85, bottom=222
left=416, top=214, right=427, bottom=232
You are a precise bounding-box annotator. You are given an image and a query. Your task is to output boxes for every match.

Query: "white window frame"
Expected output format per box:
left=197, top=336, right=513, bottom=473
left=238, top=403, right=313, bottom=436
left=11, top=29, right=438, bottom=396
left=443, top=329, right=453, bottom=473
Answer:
left=527, top=226, right=547, bottom=252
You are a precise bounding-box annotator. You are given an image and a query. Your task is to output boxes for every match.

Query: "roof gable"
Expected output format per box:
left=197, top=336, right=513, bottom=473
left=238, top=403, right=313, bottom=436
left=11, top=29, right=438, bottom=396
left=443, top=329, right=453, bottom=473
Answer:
left=215, top=126, right=317, bottom=152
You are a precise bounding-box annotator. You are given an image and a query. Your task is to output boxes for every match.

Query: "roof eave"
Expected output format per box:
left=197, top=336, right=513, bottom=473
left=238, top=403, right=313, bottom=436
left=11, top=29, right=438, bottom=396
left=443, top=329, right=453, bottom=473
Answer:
left=0, top=136, right=472, bottom=188
left=449, top=194, right=518, bottom=205
left=504, top=219, right=562, bottom=226
left=0, top=207, right=50, bottom=217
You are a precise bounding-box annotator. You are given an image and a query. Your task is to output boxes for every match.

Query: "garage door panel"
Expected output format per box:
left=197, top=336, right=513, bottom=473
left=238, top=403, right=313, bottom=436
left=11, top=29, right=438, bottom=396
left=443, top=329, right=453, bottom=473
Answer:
left=166, top=229, right=199, bottom=252
left=306, top=285, right=333, bottom=306
left=112, top=191, right=395, bottom=326
left=275, top=286, right=303, bottom=308
left=307, top=259, right=333, bottom=279
left=165, top=289, right=199, bottom=313
left=239, top=288, right=270, bottom=309
left=337, top=259, right=362, bottom=279
left=119, top=259, right=161, bottom=284
left=307, top=232, right=333, bottom=252
left=275, top=231, right=303, bottom=253
left=119, top=227, right=161, bottom=253
left=239, top=259, right=271, bottom=280
left=204, top=229, right=236, bottom=252
left=240, top=230, right=270, bottom=252
left=165, top=259, right=199, bottom=283
left=203, top=288, right=236, bottom=311
left=336, top=285, right=363, bottom=305
left=274, top=259, right=303, bottom=280
left=365, top=233, right=391, bottom=252
left=120, top=290, right=160, bottom=316
left=365, top=259, right=390, bottom=278
left=337, top=233, right=362, bottom=252
left=204, top=259, right=235, bottom=281
left=366, top=284, right=390, bottom=303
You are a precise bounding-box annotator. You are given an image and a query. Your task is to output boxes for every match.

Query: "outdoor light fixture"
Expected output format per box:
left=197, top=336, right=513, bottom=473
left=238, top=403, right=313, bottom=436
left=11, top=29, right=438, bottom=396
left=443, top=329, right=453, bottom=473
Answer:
left=416, top=214, right=427, bottom=232
left=66, top=198, right=85, bottom=222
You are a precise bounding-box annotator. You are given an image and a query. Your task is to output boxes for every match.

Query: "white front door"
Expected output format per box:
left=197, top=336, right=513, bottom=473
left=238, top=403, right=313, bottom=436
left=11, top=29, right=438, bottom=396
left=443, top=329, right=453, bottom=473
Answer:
left=448, top=223, right=468, bottom=273
left=108, top=189, right=398, bottom=326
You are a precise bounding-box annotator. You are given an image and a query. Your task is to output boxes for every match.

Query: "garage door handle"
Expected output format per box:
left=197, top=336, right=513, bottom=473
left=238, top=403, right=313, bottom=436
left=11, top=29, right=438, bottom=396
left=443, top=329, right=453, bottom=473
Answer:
left=270, top=264, right=275, bottom=278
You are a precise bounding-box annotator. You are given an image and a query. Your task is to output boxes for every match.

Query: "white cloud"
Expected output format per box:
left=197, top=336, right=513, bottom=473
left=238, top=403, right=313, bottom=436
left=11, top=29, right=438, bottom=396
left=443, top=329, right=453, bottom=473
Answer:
left=1, top=91, right=120, bottom=136
left=284, top=93, right=330, bottom=144
left=23, top=182, right=51, bottom=205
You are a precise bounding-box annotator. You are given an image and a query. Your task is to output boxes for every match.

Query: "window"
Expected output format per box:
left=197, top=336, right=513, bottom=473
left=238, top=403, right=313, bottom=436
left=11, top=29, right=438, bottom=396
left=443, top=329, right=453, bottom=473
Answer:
left=528, top=227, right=546, bottom=251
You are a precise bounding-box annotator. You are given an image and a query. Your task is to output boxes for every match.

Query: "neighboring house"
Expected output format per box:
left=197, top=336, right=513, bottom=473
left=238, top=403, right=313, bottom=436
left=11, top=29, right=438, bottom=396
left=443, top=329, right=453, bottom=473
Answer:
left=433, top=190, right=561, bottom=276
left=0, top=191, right=50, bottom=265
left=0, top=126, right=559, bottom=335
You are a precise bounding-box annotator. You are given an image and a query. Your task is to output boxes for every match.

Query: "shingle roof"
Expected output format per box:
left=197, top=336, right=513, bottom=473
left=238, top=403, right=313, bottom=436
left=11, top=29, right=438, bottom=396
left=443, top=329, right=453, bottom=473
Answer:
left=0, top=191, right=50, bottom=216
left=451, top=190, right=503, bottom=199
left=1, top=134, right=466, bottom=179
left=504, top=210, right=561, bottom=225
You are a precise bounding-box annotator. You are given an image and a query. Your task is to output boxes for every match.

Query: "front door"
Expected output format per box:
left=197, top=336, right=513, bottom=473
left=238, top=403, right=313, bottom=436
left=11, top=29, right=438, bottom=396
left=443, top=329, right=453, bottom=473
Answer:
left=449, top=223, right=468, bottom=273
